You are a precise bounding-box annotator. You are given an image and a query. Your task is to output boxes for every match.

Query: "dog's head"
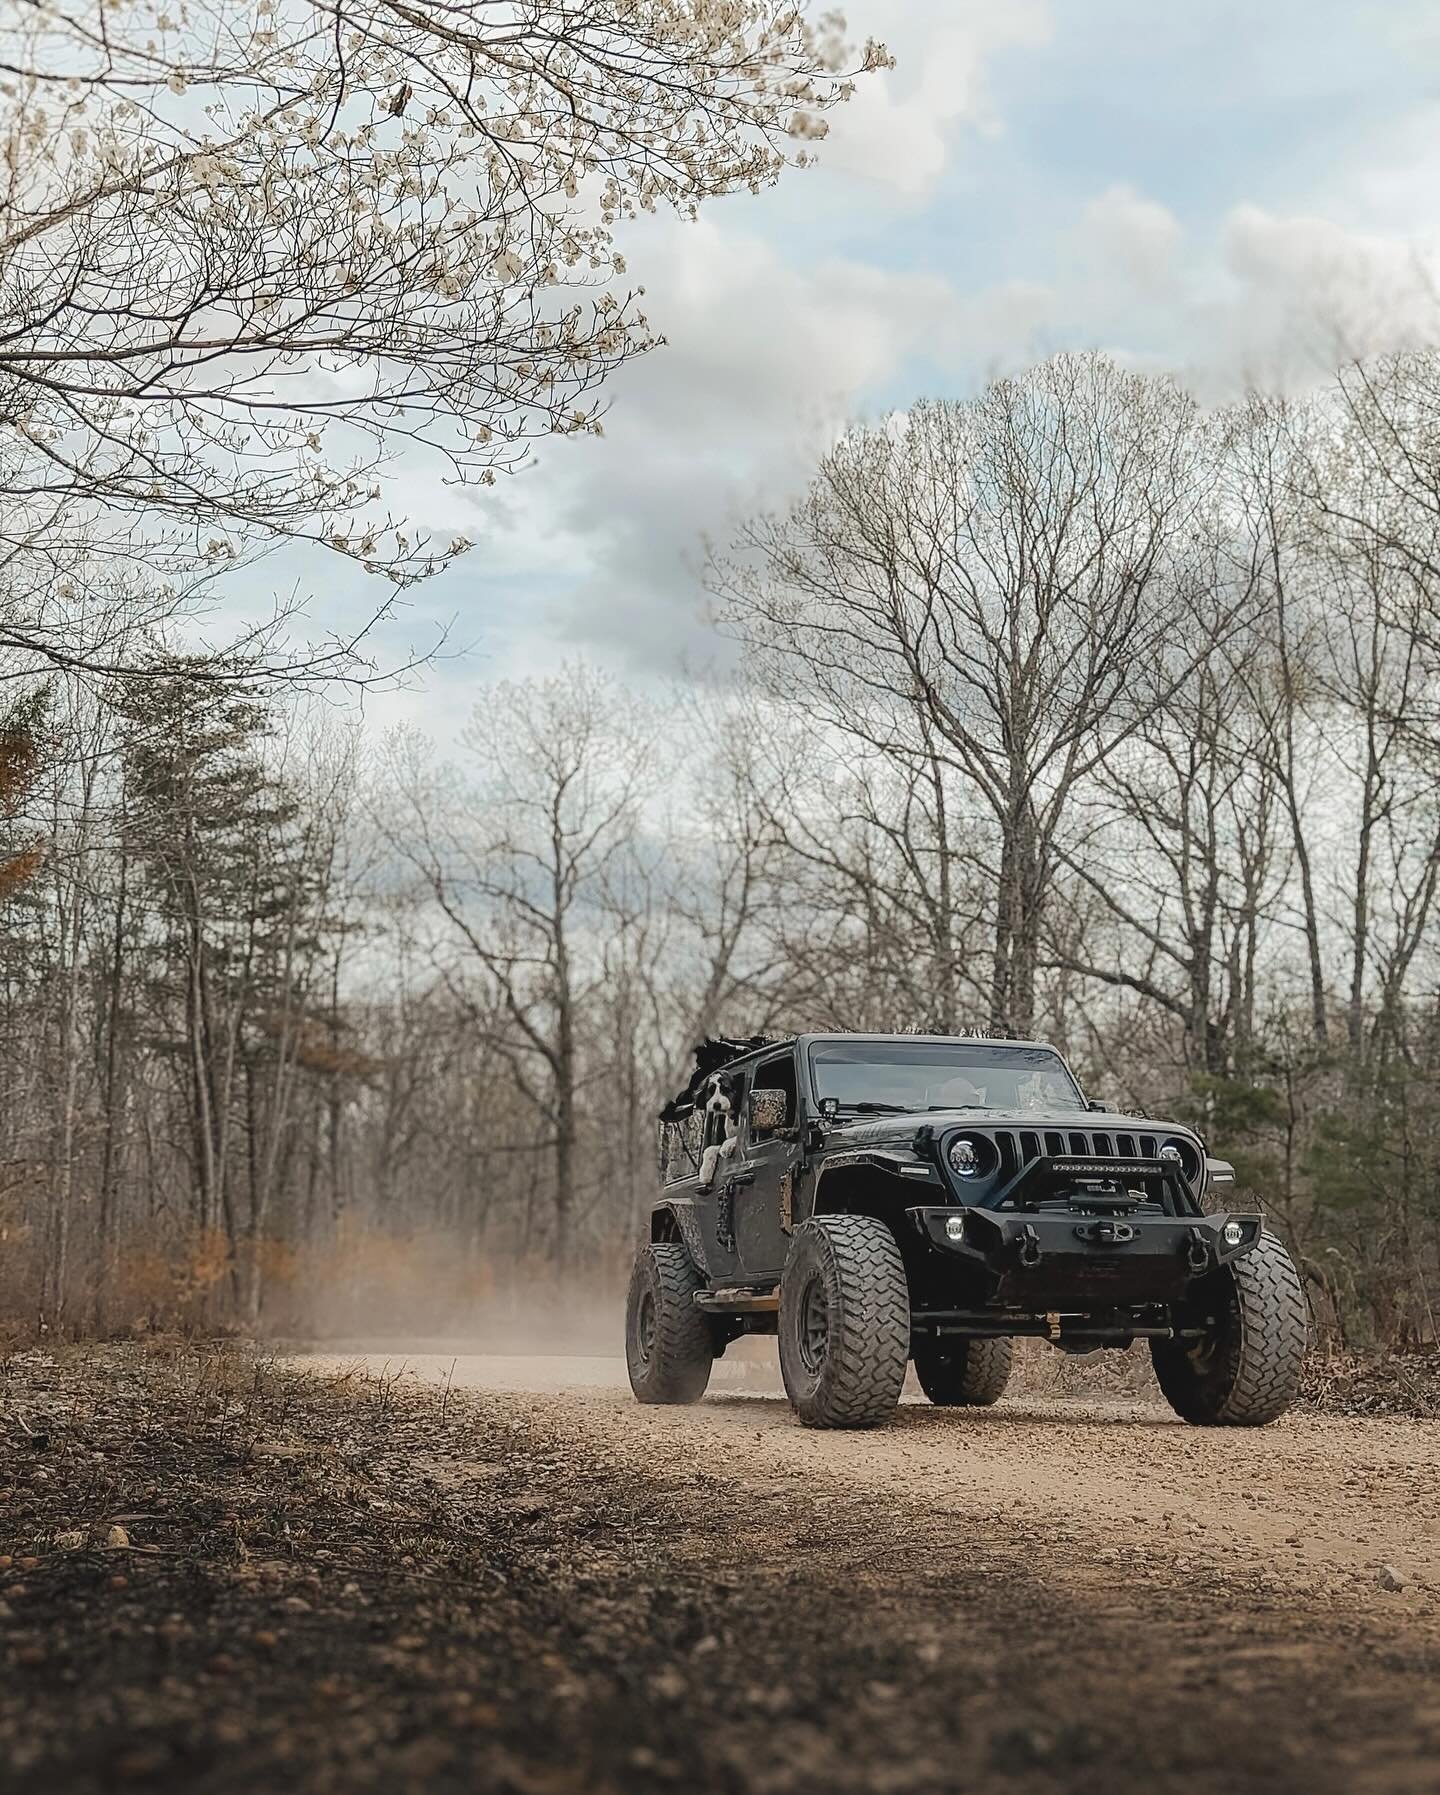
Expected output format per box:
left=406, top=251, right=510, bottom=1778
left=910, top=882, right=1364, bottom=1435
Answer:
left=702, top=1072, right=739, bottom=1119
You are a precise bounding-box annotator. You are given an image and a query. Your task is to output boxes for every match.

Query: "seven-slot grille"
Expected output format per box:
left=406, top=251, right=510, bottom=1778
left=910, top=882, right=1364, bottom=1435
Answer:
left=988, top=1128, right=1164, bottom=1178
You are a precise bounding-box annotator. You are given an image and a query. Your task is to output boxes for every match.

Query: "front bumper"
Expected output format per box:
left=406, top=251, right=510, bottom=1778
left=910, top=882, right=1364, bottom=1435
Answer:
left=907, top=1205, right=1262, bottom=1307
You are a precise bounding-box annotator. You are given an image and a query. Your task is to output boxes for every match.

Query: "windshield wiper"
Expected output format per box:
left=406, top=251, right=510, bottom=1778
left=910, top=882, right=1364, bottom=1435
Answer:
left=835, top=1101, right=994, bottom=1115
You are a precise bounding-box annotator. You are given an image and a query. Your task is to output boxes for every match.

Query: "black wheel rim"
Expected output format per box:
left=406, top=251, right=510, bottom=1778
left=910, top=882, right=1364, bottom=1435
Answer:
left=1188, top=1279, right=1239, bottom=1369
left=636, top=1288, right=657, bottom=1366
left=798, top=1273, right=830, bottom=1374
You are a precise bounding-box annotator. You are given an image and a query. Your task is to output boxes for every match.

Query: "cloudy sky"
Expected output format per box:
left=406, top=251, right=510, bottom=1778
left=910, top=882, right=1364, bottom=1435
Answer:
left=255, top=0, right=1440, bottom=733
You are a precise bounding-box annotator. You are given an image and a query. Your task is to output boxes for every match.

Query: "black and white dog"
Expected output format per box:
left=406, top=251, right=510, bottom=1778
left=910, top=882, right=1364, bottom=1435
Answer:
left=696, top=1070, right=742, bottom=1192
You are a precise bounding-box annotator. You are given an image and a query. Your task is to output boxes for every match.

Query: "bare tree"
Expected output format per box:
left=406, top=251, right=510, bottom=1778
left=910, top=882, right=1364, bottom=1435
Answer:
left=708, top=695, right=991, bottom=1031
left=384, top=666, right=650, bottom=1272
left=715, top=355, right=1254, bottom=1036
left=1050, top=638, right=1288, bottom=1077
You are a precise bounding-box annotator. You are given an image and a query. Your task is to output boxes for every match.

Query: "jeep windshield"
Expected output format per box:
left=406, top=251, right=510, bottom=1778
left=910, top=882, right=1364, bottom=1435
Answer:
left=808, top=1040, right=1086, bottom=1114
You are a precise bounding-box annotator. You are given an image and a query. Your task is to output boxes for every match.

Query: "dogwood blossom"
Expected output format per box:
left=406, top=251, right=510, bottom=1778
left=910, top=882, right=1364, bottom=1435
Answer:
left=0, top=0, right=889, bottom=617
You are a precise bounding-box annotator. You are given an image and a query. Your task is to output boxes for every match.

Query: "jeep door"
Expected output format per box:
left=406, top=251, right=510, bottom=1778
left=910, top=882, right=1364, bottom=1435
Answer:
left=734, top=1049, right=802, bottom=1280
left=688, top=1101, right=743, bottom=1284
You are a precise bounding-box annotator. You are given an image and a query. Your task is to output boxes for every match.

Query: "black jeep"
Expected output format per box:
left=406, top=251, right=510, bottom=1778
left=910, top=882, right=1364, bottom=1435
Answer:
left=626, top=1033, right=1307, bottom=1428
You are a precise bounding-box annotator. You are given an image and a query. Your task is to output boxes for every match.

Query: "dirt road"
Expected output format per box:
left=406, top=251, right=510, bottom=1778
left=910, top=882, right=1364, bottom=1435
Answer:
left=346, top=1350, right=1440, bottom=1594
left=6, top=1346, right=1439, bottom=1795
left=324, top=1351, right=1440, bottom=1794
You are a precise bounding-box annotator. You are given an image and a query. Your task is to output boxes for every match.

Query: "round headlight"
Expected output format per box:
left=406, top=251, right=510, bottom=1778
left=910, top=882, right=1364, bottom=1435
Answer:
left=1157, top=1138, right=1202, bottom=1185
left=948, top=1137, right=980, bottom=1177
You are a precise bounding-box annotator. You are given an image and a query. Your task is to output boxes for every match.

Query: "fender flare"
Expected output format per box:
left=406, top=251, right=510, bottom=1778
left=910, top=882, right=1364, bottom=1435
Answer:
left=811, top=1149, right=942, bottom=1210
left=650, top=1197, right=710, bottom=1278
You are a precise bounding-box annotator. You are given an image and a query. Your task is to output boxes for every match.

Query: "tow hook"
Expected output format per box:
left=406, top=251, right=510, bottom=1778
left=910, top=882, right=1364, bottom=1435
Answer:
left=1074, top=1220, right=1136, bottom=1246
left=1185, top=1227, right=1211, bottom=1275
left=1018, top=1224, right=1042, bottom=1268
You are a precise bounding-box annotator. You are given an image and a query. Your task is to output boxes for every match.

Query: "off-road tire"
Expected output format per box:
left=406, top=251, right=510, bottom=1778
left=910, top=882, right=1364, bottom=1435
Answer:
left=1151, top=1229, right=1307, bottom=1426
left=625, top=1243, right=714, bottom=1405
left=913, top=1336, right=1012, bottom=1407
left=778, top=1216, right=909, bottom=1428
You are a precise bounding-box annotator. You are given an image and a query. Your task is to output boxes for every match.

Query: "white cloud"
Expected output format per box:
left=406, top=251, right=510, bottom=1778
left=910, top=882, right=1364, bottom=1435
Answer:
left=820, top=0, right=1053, bottom=200
left=481, top=216, right=967, bottom=675
left=365, top=185, right=1440, bottom=721
left=1220, top=205, right=1440, bottom=367
left=968, top=187, right=1440, bottom=400
left=1075, top=185, right=1183, bottom=297
left=213, top=9, right=1440, bottom=732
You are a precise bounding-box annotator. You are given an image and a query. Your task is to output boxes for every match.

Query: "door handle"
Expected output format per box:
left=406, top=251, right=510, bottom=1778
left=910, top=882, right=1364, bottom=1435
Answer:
left=725, top=1168, right=757, bottom=1189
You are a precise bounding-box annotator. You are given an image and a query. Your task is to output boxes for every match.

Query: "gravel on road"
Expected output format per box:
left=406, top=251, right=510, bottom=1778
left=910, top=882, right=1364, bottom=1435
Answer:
left=2, top=1345, right=1437, bottom=1795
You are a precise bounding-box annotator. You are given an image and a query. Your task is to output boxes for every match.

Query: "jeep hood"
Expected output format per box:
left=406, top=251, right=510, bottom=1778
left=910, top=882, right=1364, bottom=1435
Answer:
left=831, top=1107, right=1197, bottom=1146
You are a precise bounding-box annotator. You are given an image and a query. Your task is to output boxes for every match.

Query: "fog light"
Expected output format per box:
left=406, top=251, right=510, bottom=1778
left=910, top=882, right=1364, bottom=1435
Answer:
left=945, top=1215, right=966, bottom=1242
left=1222, top=1220, right=1244, bottom=1247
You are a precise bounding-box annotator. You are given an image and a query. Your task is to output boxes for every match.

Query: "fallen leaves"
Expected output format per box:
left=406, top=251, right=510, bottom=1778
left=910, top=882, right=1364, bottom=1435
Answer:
left=1302, top=1351, right=1440, bottom=1419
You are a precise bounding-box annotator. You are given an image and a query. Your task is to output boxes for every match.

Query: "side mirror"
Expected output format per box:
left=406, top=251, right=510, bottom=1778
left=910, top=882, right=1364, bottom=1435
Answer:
left=748, top=1088, right=788, bottom=1137
left=1086, top=1098, right=1110, bottom=1113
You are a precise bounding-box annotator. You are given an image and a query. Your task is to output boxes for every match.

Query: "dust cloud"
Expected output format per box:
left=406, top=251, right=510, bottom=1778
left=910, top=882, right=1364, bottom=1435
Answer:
left=274, top=1226, right=1165, bottom=1402
left=270, top=1226, right=784, bottom=1393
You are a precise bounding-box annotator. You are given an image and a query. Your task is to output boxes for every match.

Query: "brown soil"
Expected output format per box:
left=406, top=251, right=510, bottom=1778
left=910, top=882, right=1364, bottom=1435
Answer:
left=3, top=1345, right=1439, bottom=1795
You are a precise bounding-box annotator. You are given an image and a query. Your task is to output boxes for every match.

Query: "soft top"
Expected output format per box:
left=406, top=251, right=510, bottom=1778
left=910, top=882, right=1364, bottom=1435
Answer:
left=657, top=1030, right=1069, bottom=1123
